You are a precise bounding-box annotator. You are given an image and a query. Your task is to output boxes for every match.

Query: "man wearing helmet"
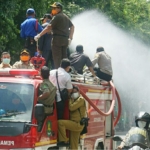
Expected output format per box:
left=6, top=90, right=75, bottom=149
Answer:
left=118, top=111, right=150, bottom=149
left=20, top=8, right=43, bottom=57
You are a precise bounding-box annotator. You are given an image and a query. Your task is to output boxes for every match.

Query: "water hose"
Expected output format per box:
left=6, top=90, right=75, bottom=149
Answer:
left=78, top=81, right=121, bottom=126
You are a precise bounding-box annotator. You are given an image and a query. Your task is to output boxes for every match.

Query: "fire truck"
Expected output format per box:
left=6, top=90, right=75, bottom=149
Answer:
left=0, top=69, right=121, bottom=150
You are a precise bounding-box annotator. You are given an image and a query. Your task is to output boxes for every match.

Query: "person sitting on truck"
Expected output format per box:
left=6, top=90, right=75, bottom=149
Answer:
left=0, top=52, right=12, bottom=69
left=12, top=49, right=35, bottom=69
left=117, top=111, right=150, bottom=150
left=57, top=85, right=86, bottom=149
left=49, top=58, right=73, bottom=120
left=92, top=46, right=113, bottom=81
left=69, top=45, right=96, bottom=77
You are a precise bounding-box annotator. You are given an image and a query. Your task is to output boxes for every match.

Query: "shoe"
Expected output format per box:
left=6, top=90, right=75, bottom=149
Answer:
left=57, top=141, right=69, bottom=147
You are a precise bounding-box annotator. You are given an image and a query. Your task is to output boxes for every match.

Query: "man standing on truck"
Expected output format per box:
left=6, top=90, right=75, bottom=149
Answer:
left=69, top=45, right=96, bottom=77
left=92, top=46, right=113, bottom=81
left=21, top=8, right=43, bottom=57
left=0, top=52, right=12, bottom=68
left=49, top=58, right=73, bottom=120
left=12, top=49, right=35, bottom=69
left=34, top=2, right=74, bottom=69
left=38, top=14, right=54, bottom=68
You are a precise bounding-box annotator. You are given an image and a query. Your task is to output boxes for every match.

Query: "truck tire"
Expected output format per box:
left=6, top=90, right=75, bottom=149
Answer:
left=96, top=143, right=104, bottom=150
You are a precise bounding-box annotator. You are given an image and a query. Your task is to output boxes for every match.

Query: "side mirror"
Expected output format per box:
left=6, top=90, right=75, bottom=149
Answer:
left=112, top=136, right=123, bottom=142
left=34, top=104, right=45, bottom=121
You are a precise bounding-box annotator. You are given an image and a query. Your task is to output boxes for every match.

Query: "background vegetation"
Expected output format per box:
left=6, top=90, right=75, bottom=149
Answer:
left=0, top=0, right=150, bottom=62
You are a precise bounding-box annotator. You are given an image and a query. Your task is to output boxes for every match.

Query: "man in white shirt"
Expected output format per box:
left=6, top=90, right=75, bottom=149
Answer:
left=49, top=58, right=73, bottom=119
left=92, top=46, right=113, bottom=81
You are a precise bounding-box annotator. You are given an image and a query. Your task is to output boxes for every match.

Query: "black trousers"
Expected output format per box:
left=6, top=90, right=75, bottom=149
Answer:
left=95, top=68, right=112, bottom=81
left=25, top=37, right=37, bottom=57
left=56, top=100, right=65, bottom=120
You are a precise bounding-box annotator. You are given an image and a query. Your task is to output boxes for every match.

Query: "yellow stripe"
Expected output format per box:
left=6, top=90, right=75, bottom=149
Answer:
left=88, top=89, right=111, bottom=93
left=35, top=140, right=57, bottom=146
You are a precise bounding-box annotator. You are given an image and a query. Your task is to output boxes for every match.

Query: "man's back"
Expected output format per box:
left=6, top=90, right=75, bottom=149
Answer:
left=49, top=67, right=72, bottom=102
left=93, top=51, right=113, bottom=75
left=69, top=52, right=93, bottom=74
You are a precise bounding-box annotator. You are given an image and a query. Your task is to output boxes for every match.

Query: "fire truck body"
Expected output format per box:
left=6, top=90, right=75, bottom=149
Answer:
left=0, top=69, right=120, bottom=150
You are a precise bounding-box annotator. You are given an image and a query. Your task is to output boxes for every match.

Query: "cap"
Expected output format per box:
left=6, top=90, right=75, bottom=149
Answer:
left=40, top=14, right=52, bottom=21
left=26, top=8, right=35, bottom=15
left=50, top=2, right=63, bottom=8
left=20, top=49, right=29, bottom=55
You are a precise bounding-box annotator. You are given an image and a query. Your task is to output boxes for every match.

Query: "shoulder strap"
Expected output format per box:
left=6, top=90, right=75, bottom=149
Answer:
left=56, top=70, right=62, bottom=98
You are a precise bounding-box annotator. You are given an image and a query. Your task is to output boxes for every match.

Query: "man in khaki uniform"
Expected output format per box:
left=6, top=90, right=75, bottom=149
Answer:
left=34, top=2, right=74, bottom=69
left=12, top=49, right=34, bottom=69
left=57, top=86, right=86, bottom=149
left=92, top=46, right=113, bottom=81
left=0, top=52, right=12, bottom=69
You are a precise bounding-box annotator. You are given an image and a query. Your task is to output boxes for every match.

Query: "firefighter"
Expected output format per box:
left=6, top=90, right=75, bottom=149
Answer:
left=12, top=49, right=35, bottom=69
left=34, top=2, right=74, bottom=69
left=38, top=14, right=54, bottom=68
left=20, top=8, right=43, bottom=57
left=57, top=85, right=86, bottom=149
left=92, top=46, right=113, bottom=81
left=0, top=52, right=12, bottom=68
left=118, top=111, right=150, bottom=149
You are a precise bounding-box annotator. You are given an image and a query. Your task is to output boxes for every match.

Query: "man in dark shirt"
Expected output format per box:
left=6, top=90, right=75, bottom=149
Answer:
left=69, top=45, right=96, bottom=77
left=34, top=2, right=74, bottom=69
left=21, top=8, right=43, bottom=57
left=38, top=14, right=54, bottom=68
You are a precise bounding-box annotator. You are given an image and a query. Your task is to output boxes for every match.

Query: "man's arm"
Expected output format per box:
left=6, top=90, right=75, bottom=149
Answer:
left=91, top=57, right=98, bottom=67
left=38, top=91, right=50, bottom=101
left=69, top=25, right=74, bottom=40
left=89, top=67, right=96, bottom=77
left=39, top=25, right=52, bottom=37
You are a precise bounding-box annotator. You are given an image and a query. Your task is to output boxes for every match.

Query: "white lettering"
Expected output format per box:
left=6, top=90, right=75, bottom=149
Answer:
left=0, top=140, right=14, bottom=146
left=94, top=118, right=101, bottom=122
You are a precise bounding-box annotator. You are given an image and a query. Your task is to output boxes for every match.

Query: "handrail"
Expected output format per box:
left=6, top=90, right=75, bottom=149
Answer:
left=79, top=81, right=116, bottom=116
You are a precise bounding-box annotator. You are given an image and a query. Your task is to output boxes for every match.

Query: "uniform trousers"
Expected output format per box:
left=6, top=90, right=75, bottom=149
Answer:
left=58, top=120, right=84, bottom=150
left=52, top=36, right=68, bottom=69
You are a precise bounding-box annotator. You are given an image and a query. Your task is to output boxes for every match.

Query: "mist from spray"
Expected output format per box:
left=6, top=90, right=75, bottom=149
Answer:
left=70, top=10, right=150, bottom=122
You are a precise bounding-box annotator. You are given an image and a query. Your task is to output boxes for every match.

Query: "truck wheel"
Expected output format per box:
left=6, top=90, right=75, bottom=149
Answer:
left=96, top=143, right=104, bottom=150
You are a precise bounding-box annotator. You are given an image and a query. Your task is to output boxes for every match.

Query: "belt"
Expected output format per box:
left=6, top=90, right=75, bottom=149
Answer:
left=44, top=104, right=53, bottom=107
left=53, top=34, right=68, bottom=38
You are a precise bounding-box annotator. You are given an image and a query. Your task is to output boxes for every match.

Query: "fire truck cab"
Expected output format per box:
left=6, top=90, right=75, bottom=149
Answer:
left=0, top=69, right=121, bottom=150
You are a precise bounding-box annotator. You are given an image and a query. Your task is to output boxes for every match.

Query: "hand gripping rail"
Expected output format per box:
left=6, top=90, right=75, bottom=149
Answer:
left=78, top=81, right=121, bottom=126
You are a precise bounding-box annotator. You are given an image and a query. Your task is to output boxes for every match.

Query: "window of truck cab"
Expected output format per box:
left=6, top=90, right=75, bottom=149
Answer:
left=0, top=83, right=34, bottom=122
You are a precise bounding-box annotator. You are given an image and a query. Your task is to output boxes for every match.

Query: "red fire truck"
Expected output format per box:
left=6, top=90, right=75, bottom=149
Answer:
left=0, top=69, right=121, bottom=150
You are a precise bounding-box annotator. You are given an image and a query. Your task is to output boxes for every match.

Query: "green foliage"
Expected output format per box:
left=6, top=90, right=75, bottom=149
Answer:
left=0, top=0, right=150, bottom=60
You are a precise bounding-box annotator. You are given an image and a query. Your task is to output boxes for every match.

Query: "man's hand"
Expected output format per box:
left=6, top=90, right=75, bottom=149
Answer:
left=68, top=38, right=72, bottom=45
left=34, top=34, right=41, bottom=41
left=117, top=146, right=123, bottom=150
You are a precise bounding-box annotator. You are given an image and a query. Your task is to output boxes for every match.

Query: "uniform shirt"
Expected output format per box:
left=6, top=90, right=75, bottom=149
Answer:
left=0, top=63, right=12, bottom=69
left=92, top=51, right=113, bottom=75
left=38, top=79, right=56, bottom=114
left=49, top=67, right=72, bottom=102
left=69, top=52, right=93, bottom=74
left=12, top=60, right=35, bottom=69
left=50, top=12, right=73, bottom=37
left=20, top=16, right=43, bottom=38
left=69, top=96, right=86, bottom=122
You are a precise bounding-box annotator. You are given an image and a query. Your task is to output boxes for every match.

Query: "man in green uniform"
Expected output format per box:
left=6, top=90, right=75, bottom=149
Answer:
left=57, top=86, right=86, bottom=149
left=34, top=2, right=74, bottom=69
left=38, top=66, right=57, bottom=115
